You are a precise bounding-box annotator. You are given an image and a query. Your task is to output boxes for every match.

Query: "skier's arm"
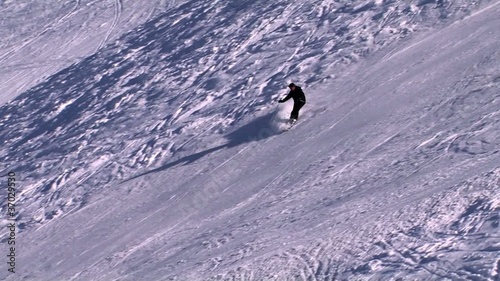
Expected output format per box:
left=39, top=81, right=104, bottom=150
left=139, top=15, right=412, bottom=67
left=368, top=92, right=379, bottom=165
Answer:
left=279, top=91, right=293, bottom=103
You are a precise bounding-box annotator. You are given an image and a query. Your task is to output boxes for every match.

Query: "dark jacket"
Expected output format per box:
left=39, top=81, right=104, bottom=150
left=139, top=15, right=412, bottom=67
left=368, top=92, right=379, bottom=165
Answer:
left=282, top=86, right=306, bottom=103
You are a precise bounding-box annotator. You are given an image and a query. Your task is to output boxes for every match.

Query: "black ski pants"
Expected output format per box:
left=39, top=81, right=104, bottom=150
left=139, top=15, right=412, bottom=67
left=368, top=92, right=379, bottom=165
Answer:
left=290, top=101, right=305, bottom=120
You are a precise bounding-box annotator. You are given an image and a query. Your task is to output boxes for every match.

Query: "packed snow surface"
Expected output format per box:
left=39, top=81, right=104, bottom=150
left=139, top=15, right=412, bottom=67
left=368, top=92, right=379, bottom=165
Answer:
left=0, top=0, right=499, bottom=280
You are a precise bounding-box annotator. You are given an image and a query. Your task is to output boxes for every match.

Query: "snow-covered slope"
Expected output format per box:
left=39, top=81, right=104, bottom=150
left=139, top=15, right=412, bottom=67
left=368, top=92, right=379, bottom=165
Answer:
left=1, top=0, right=499, bottom=280
left=0, top=0, right=183, bottom=104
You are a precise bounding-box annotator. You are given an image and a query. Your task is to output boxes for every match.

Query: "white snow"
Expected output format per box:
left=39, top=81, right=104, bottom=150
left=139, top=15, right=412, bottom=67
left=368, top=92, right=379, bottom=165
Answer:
left=0, top=0, right=499, bottom=280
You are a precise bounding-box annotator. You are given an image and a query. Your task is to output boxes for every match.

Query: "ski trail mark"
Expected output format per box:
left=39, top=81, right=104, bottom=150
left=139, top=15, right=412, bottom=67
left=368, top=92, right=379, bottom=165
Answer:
left=96, top=0, right=123, bottom=52
left=0, top=0, right=81, bottom=64
left=382, top=0, right=500, bottom=62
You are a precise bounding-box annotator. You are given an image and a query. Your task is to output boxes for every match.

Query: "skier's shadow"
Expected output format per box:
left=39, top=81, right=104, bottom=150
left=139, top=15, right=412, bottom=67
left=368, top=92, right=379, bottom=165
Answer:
left=123, top=112, right=279, bottom=182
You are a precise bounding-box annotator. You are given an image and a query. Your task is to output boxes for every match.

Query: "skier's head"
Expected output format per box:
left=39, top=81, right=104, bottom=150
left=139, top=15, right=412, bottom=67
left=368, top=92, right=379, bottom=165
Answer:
left=288, top=83, right=296, bottom=90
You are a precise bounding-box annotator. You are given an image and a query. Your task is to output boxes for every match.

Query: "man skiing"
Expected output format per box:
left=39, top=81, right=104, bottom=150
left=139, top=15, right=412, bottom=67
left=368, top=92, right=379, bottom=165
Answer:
left=278, top=83, right=306, bottom=123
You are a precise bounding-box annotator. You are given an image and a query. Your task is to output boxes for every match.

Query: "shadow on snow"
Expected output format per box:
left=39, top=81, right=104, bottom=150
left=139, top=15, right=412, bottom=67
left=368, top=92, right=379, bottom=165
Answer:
left=123, top=112, right=281, bottom=182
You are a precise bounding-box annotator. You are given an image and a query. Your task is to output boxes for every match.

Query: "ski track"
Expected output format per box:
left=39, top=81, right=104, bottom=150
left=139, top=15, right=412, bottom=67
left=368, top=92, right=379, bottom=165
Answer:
left=0, top=1, right=80, bottom=64
left=382, top=0, right=500, bottom=63
left=0, top=0, right=171, bottom=104
left=95, top=0, right=123, bottom=52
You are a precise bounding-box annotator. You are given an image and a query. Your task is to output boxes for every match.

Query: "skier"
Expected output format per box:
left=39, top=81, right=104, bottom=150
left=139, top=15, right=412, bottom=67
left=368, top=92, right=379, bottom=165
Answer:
left=278, top=83, right=306, bottom=123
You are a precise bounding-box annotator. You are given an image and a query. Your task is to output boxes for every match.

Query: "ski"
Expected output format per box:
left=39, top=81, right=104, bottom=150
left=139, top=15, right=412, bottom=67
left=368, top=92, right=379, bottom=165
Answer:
left=284, top=119, right=297, bottom=131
